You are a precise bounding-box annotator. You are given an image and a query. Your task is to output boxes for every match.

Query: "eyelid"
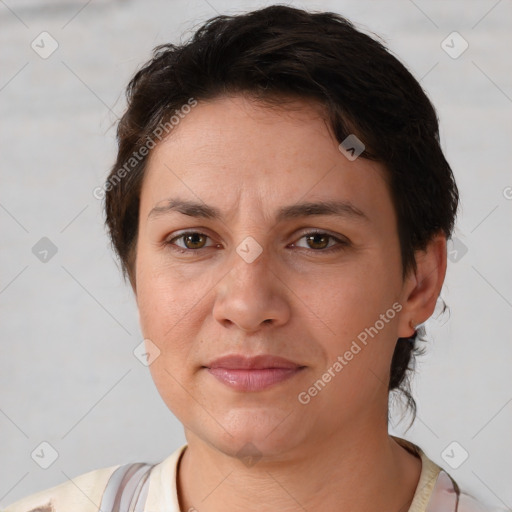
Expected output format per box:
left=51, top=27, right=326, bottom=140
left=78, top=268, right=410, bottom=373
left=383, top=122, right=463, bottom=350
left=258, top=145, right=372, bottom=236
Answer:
left=293, top=227, right=347, bottom=240
left=166, top=230, right=218, bottom=249
left=164, top=228, right=349, bottom=253
left=290, top=229, right=349, bottom=250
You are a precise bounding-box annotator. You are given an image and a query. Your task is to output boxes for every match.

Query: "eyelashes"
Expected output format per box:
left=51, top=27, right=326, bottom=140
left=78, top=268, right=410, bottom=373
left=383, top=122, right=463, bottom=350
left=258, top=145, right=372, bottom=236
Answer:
left=166, top=232, right=215, bottom=252
left=290, top=231, right=348, bottom=252
left=164, top=230, right=349, bottom=255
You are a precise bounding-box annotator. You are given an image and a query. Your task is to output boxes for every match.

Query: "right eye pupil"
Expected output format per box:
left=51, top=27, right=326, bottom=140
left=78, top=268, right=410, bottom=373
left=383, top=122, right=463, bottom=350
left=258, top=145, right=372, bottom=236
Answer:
left=306, top=234, right=329, bottom=250
left=184, top=233, right=206, bottom=249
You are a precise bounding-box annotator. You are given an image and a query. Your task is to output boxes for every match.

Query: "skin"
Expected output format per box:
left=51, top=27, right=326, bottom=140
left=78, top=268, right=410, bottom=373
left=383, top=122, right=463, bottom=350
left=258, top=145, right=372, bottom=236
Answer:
left=133, top=95, right=447, bottom=512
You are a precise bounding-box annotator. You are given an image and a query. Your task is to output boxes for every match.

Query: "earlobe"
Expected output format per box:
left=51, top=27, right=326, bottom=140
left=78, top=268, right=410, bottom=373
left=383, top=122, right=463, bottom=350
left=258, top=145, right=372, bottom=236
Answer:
left=397, top=233, right=447, bottom=338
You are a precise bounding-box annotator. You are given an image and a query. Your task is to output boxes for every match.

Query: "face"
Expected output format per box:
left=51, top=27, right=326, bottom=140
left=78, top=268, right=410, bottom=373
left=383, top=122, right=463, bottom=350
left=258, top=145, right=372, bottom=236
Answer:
left=135, top=95, right=413, bottom=458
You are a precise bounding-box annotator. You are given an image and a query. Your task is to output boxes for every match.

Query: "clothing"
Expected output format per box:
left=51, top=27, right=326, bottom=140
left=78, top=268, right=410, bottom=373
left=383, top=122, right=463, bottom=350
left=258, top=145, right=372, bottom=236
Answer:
left=391, top=437, right=505, bottom=512
left=3, top=436, right=506, bottom=512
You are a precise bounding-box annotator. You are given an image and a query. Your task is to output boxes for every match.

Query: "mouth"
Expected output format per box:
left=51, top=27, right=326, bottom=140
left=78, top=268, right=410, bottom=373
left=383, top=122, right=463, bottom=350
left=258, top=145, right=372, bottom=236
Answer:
left=203, top=354, right=306, bottom=392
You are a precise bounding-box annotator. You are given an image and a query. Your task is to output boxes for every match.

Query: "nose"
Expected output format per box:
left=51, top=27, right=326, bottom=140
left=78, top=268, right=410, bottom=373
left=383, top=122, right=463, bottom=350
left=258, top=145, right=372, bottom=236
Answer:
left=212, top=248, right=291, bottom=333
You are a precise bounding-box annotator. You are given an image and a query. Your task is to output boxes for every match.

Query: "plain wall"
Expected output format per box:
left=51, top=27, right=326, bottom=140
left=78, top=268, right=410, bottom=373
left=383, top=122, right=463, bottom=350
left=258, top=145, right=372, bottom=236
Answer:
left=1, top=0, right=511, bottom=508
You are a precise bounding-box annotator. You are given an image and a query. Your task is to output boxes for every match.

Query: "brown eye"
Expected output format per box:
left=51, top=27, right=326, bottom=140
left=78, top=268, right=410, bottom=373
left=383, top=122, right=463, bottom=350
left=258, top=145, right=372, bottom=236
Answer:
left=291, top=231, right=349, bottom=253
left=305, top=233, right=330, bottom=250
left=182, top=233, right=207, bottom=249
left=167, top=232, right=212, bottom=251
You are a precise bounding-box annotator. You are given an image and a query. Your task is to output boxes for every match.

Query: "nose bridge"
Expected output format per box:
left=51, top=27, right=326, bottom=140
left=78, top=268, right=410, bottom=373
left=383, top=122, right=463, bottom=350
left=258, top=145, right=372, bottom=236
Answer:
left=231, top=242, right=270, bottom=286
left=226, top=240, right=274, bottom=301
left=212, top=240, right=290, bottom=331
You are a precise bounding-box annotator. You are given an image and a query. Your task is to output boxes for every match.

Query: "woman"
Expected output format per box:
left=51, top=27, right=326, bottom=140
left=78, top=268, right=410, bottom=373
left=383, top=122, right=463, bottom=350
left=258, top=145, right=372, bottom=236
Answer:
left=4, top=5, right=506, bottom=512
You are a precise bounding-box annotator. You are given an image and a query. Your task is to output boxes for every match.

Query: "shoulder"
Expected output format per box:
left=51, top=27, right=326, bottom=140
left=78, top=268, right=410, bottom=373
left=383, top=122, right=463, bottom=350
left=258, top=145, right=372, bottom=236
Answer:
left=391, top=437, right=510, bottom=512
left=431, top=469, right=510, bottom=512
left=2, top=464, right=120, bottom=512
left=458, top=489, right=510, bottom=512
left=457, top=485, right=511, bottom=512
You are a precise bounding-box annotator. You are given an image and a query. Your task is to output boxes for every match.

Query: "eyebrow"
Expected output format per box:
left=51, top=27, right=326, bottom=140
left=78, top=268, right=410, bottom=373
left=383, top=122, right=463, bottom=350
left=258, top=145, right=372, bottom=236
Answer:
left=147, top=198, right=369, bottom=223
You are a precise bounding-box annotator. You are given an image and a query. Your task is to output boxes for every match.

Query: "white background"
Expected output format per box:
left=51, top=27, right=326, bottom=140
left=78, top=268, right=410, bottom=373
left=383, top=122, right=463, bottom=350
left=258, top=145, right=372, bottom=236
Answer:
left=1, top=0, right=511, bottom=509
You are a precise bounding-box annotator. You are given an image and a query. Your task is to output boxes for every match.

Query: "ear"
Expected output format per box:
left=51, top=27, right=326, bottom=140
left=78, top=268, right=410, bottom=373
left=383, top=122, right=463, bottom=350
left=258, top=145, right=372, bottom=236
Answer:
left=397, top=233, right=447, bottom=338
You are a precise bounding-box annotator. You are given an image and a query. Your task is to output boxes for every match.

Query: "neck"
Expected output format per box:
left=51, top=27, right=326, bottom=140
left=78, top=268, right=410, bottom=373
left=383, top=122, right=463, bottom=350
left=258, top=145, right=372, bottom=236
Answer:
left=176, top=421, right=422, bottom=512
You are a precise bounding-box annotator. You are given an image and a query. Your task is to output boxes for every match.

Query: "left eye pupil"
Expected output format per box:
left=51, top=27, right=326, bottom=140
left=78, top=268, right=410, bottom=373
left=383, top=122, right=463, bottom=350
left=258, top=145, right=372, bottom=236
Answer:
left=185, top=233, right=206, bottom=249
left=306, top=234, right=329, bottom=249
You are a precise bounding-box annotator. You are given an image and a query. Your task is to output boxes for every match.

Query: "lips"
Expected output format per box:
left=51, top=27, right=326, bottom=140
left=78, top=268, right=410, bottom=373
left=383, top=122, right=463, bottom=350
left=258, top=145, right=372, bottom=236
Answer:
left=204, top=354, right=305, bottom=391
left=206, top=354, right=302, bottom=370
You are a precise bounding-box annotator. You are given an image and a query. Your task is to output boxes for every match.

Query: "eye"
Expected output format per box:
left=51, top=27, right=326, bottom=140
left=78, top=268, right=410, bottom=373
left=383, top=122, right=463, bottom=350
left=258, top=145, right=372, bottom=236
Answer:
left=164, top=230, right=348, bottom=254
left=291, top=231, right=348, bottom=252
left=165, top=231, right=217, bottom=252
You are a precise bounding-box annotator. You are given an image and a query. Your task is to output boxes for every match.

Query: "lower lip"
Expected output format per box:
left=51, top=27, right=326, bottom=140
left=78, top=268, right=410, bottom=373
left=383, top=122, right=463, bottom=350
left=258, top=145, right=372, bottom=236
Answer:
left=206, top=367, right=304, bottom=391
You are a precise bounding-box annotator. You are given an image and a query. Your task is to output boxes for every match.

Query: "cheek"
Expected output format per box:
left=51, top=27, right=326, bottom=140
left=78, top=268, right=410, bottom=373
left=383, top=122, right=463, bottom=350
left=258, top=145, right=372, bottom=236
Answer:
left=137, top=278, right=201, bottom=359
left=136, top=269, right=207, bottom=419
left=135, top=250, right=214, bottom=371
left=306, top=278, right=400, bottom=418
left=137, top=277, right=173, bottom=337
left=316, top=257, right=401, bottom=370
left=136, top=247, right=200, bottom=336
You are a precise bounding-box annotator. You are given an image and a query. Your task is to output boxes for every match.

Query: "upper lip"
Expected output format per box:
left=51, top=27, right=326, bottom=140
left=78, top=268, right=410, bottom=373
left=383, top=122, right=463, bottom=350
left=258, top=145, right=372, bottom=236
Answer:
left=205, top=354, right=303, bottom=370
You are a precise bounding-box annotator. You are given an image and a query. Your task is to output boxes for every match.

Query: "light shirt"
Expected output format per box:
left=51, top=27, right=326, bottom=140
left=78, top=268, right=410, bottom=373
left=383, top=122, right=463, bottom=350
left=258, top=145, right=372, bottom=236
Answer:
left=3, top=436, right=505, bottom=512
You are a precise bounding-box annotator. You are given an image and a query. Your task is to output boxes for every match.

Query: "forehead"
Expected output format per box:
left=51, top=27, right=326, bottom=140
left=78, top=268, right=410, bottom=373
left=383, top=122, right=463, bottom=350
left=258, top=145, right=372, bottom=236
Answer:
left=140, top=95, right=394, bottom=227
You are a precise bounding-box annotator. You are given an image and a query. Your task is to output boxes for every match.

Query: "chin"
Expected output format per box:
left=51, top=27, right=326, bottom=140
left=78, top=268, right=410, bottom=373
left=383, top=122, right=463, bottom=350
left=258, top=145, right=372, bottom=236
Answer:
left=201, top=413, right=307, bottom=462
